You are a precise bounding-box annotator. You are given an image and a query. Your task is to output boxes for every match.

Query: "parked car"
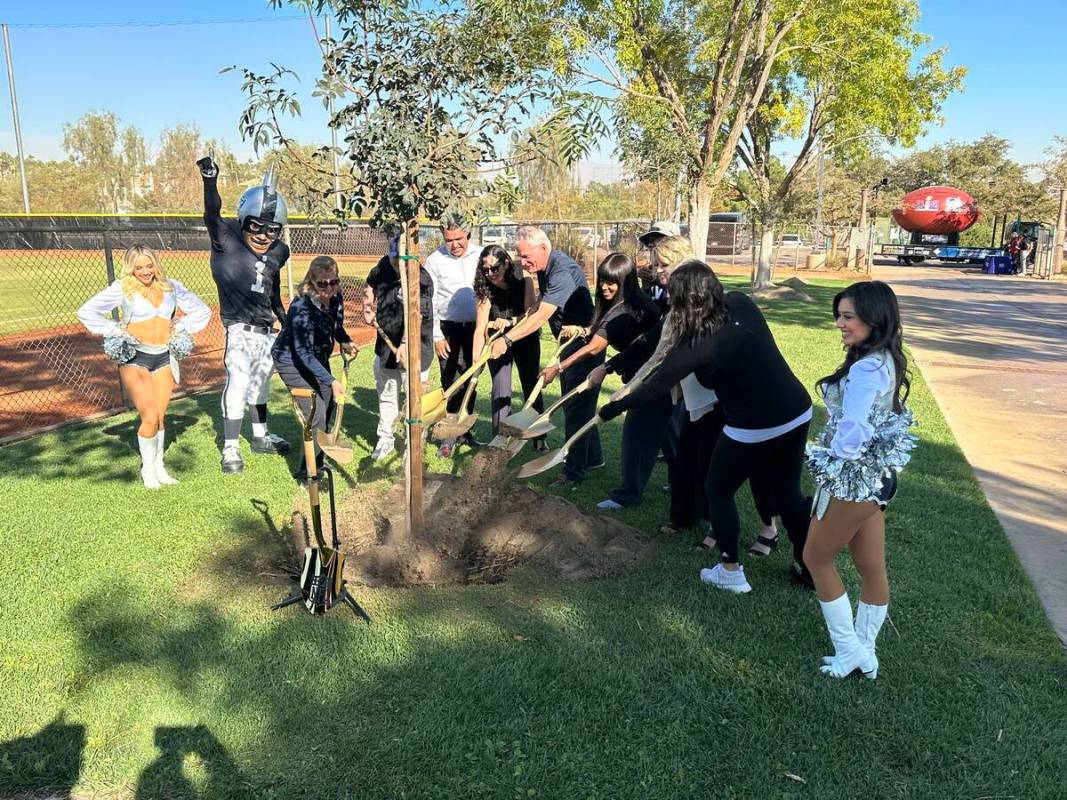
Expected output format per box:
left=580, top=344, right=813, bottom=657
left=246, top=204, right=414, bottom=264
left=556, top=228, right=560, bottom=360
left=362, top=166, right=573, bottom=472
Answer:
left=778, top=233, right=805, bottom=247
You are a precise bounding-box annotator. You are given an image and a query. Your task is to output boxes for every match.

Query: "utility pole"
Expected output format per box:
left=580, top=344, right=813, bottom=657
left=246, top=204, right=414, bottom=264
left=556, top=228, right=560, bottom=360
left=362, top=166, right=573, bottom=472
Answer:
left=325, top=16, right=342, bottom=212
left=2, top=24, right=30, bottom=213
left=1056, top=189, right=1067, bottom=274
left=815, top=146, right=824, bottom=244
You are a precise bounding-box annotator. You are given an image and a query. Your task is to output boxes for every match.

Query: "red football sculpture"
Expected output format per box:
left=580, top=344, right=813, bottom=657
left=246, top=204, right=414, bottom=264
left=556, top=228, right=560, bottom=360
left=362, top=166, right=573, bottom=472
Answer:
left=891, top=186, right=980, bottom=234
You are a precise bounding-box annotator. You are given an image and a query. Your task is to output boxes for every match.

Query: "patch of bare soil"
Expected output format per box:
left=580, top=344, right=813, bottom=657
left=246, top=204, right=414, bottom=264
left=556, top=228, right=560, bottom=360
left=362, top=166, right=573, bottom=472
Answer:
left=291, top=448, right=656, bottom=587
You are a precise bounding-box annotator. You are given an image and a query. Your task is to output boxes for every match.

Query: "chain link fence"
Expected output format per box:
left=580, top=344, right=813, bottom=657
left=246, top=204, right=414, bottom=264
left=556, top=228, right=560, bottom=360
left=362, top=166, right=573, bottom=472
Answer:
left=0, top=215, right=878, bottom=442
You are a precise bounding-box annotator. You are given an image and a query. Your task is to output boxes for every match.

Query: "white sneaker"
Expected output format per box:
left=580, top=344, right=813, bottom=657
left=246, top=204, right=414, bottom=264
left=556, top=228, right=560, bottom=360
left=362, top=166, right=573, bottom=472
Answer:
left=371, top=439, right=395, bottom=461
left=596, top=499, right=624, bottom=510
left=699, top=563, right=752, bottom=594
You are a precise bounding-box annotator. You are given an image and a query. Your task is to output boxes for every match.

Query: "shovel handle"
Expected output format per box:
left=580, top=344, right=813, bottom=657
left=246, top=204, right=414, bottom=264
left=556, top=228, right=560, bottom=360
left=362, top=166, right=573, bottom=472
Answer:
left=530, top=377, right=592, bottom=425
left=559, top=413, right=602, bottom=455
left=519, top=329, right=580, bottom=412
left=371, top=319, right=400, bottom=357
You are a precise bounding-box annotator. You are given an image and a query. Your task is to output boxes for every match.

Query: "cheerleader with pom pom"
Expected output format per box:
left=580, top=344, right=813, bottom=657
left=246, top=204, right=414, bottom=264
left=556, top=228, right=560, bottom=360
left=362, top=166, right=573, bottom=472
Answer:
left=77, top=245, right=210, bottom=488
left=803, top=280, right=916, bottom=680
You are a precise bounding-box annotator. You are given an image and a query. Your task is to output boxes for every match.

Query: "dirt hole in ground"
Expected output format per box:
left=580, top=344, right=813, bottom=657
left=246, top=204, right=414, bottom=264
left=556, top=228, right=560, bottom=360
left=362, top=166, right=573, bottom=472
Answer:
left=290, top=447, right=656, bottom=587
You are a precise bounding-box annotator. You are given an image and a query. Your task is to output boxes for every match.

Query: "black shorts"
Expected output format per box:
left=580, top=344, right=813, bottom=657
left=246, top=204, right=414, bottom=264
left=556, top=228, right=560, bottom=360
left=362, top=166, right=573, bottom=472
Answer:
left=126, top=350, right=171, bottom=373
left=875, top=471, right=898, bottom=510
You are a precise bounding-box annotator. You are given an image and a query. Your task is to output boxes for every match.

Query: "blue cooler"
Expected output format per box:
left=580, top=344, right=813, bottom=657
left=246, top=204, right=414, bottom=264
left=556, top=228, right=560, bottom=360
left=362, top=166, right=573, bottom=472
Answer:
left=983, top=256, right=997, bottom=274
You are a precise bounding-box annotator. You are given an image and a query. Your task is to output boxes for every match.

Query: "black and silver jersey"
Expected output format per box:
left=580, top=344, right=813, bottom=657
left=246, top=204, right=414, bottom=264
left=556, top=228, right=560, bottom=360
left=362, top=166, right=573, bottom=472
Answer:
left=202, top=175, right=289, bottom=328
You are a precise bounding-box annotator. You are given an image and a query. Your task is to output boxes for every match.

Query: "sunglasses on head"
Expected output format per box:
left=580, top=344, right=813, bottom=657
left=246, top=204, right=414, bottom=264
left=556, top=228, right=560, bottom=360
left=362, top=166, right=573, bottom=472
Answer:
left=245, top=219, right=283, bottom=238
left=315, top=278, right=340, bottom=289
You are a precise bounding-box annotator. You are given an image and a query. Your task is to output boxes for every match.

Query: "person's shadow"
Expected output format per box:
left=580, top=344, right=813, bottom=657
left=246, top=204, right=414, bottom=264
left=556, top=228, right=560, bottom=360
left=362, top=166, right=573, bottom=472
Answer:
left=0, top=713, right=85, bottom=797
left=135, top=724, right=253, bottom=800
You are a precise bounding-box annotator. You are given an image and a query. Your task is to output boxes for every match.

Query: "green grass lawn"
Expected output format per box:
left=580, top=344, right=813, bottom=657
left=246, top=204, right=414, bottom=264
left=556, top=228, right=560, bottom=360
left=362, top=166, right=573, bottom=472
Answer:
left=1, top=277, right=1065, bottom=799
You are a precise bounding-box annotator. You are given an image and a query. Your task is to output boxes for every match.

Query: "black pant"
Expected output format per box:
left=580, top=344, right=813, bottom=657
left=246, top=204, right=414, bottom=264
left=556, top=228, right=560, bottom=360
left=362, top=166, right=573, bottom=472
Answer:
left=488, top=334, right=542, bottom=433
left=610, top=390, right=674, bottom=507
left=439, top=320, right=476, bottom=415
left=274, top=359, right=333, bottom=476
left=704, top=421, right=810, bottom=564
left=560, top=339, right=604, bottom=482
left=671, top=404, right=724, bottom=529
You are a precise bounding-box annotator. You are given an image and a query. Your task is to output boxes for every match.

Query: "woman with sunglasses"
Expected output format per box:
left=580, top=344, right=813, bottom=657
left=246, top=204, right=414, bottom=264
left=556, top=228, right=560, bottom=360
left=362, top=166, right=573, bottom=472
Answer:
left=471, top=245, right=543, bottom=443
left=541, top=252, right=662, bottom=509
left=272, top=256, right=358, bottom=483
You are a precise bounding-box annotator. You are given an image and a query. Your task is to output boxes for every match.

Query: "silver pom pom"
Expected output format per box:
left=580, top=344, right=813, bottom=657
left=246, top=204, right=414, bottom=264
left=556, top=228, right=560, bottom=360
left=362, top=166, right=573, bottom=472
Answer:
left=169, top=329, right=195, bottom=361
left=806, top=407, right=918, bottom=507
left=103, top=330, right=138, bottom=364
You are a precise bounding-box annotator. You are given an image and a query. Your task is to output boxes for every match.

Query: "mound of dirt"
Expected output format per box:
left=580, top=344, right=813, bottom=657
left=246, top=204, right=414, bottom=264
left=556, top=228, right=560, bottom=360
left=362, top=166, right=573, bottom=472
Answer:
left=291, top=448, right=656, bottom=587
left=752, top=276, right=815, bottom=303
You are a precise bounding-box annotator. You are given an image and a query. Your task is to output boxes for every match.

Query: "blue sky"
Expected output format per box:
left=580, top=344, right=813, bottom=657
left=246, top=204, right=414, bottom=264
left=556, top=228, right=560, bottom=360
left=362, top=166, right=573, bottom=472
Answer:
left=1, top=0, right=1065, bottom=172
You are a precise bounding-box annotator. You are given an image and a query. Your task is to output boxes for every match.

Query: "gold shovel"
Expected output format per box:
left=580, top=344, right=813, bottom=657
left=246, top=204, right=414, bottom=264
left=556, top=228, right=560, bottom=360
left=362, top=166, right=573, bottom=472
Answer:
left=497, top=329, right=581, bottom=435
left=429, top=327, right=507, bottom=442
left=515, top=371, right=647, bottom=479
left=511, top=376, right=594, bottom=440
left=316, top=351, right=357, bottom=464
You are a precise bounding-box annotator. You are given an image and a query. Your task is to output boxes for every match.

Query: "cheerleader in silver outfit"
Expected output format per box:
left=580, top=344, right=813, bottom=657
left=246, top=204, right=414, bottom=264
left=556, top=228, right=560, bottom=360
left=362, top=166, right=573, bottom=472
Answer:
left=802, top=281, right=916, bottom=680
left=78, top=245, right=211, bottom=489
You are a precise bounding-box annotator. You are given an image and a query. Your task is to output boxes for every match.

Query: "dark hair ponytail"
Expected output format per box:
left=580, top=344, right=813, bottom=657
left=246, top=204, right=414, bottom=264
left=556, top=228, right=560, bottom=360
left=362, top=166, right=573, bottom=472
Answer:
left=816, top=280, right=911, bottom=411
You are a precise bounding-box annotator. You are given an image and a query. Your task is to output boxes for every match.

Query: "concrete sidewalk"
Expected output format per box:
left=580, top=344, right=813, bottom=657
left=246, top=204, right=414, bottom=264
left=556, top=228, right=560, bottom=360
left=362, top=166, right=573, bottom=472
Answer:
left=873, top=262, right=1067, bottom=645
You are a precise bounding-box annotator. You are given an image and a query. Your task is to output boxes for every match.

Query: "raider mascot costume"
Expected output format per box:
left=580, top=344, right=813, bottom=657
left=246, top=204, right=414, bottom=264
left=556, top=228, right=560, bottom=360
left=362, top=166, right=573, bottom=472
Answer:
left=198, top=155, right=292, bottom=473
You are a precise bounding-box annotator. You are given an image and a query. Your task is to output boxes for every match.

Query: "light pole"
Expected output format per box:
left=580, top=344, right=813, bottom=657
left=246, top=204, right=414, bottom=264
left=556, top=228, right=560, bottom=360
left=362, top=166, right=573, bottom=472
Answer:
left=2, top=24, right=30, bottom=213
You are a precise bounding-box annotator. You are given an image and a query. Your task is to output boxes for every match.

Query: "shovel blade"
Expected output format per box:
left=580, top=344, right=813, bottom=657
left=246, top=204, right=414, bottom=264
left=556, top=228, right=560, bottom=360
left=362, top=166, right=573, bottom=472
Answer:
left=516, top=445, right=568, bottom=478
left=420, top=388, right=444, bottom=416
left=316, top=429, right=338, bottom=449
left=321, top=443, right=354, bottom=464
left=518, top=420, right=555, bottom=440
left=431, top=413, right=478, bottom=442
left=499, top=407, right=542, bottom=436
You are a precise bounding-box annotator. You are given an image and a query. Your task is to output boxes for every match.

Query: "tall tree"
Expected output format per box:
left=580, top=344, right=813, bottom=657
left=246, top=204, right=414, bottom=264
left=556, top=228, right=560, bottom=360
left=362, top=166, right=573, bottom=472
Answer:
left=143, top=124, right=242, bottom=213
left=538, top=0, right=816, bottom=256
left=734, top=0, right=964, bottom=286
left=235, top=0, right=602, bottom=537
left=61, top=111, right=147, bottom=213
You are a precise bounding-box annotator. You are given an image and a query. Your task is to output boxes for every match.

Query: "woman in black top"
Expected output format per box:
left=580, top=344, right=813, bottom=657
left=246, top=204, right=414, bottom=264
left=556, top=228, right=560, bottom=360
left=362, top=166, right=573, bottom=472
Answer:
left=471, top=245, right=541, bottom=437
left=600, top=261, right=813, bottom=593
left=272, top=255, right=357, bottom=482
left=542, top=252, right=662, bottom=508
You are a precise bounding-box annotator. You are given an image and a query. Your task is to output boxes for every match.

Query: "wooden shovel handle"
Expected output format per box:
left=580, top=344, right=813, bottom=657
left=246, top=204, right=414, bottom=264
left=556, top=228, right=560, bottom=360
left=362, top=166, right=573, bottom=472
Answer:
left=519, top=329, right=581, bottom=412
left=537, top=377, right=592, bottom=420
left=559, top=414, right=602, bottom=454
left=371, top=319, right=400, bottom=357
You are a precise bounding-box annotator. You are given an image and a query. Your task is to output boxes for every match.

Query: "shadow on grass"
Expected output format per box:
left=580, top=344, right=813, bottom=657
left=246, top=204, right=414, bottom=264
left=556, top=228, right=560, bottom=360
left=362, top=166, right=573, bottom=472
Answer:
left=0, top=714, right=85, bottom=798
left=135, top=725, right=254, bottom=800
left=55, top=425, right=1067, bottom=799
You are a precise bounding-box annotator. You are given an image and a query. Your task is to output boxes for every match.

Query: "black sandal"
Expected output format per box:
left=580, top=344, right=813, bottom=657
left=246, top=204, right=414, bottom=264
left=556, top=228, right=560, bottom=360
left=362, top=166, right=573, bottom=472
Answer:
left=748, top=534, right=779, bottom=557
left=695, top=534, right=717, bottom=553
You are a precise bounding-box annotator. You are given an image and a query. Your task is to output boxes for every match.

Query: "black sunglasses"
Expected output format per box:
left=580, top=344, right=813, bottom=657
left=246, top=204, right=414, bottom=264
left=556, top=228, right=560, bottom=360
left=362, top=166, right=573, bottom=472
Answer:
left=315, top=278, right=340, bottom=289
left=481, top=262, right=505, bottom=274
left=245, top=219, right=283, bottom=238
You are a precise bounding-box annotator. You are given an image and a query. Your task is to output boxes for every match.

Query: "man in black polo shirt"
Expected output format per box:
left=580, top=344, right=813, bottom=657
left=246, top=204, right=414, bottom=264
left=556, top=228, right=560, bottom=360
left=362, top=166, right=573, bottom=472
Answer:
left=489, top=225, right=603, bottom=489
left=198, top=156, right=291, bottom=474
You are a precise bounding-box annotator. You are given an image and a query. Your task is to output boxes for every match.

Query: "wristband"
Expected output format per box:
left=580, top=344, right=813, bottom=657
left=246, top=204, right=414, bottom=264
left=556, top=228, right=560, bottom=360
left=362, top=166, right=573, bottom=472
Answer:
left=503, top=334, right=514, bottom=350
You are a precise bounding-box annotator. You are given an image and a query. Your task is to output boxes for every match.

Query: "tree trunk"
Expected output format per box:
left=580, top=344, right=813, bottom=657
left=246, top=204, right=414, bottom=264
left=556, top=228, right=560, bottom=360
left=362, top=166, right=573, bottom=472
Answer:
left=401, top=222, right=424, bottom=538
left=752, top=218, right=777, bottom=289
left=687, top=178, right=713, bottom=261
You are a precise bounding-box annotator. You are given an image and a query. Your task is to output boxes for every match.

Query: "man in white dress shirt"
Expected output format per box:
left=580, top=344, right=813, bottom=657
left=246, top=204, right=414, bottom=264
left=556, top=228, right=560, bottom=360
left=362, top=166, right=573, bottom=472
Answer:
left=421, top=210, right=481, bottom=455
